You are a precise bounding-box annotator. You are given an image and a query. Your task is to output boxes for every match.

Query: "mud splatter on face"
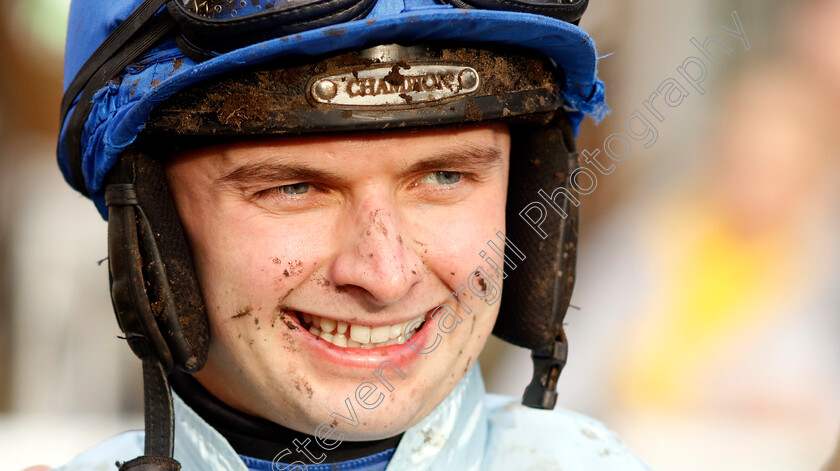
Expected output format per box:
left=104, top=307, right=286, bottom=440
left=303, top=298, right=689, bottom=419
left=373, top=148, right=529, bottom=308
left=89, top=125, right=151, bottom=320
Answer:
left=270, top=304, right=299, bottom=331
left=281, top=331, right=298, bottom=352
left=475, top=271, right=488, bottom=292
left=271, top=257, right=282, bottom=265
left=287, top=260, right=304, bottom=277
left=272, top=306, right=286, bottom=328
left=290, top=374, right=314, bottom=400
left=314, top=275, right=331, bottom=288
left=369, top=209, right=388, bottom=237
left=231, top=307, right=251, bottom=319
left=301, top=380, right=314, bottom=399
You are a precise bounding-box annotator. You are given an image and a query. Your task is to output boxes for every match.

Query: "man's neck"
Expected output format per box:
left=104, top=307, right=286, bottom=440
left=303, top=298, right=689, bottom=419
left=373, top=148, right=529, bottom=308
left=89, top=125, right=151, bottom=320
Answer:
left=167, top=370, right=402, bottom=463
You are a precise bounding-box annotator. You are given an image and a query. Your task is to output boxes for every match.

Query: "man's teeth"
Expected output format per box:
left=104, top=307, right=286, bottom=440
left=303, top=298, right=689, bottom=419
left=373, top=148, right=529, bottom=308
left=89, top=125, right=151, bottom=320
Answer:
left=300, top=312, right=422, bottom=349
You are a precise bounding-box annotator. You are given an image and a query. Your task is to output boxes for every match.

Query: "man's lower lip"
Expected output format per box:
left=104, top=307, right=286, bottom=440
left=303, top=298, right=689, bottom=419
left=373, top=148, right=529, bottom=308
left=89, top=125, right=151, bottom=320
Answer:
left=286, top=309, right=436, bottom=368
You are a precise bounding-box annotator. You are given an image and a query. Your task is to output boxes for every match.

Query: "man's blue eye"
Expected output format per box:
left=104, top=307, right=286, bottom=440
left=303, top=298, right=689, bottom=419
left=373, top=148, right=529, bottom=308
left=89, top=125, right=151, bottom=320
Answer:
left=420, top=171, right=462, bottom=185
left=277, top=182, right=311, bottom=195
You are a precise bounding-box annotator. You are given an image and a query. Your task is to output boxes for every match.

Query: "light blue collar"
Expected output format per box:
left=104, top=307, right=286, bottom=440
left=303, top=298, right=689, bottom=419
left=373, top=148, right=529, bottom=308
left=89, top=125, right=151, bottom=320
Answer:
left=386, top=363, right=487, bottom=471
left=170, top=363, right=489, bottom=471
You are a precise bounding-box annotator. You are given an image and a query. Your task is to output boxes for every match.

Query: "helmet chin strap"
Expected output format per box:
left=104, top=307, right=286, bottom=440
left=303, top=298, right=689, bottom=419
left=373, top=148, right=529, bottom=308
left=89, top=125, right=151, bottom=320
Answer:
left=523, top=332, right=569, bottom=409
left=119, top=349, right=181, bottom=471
left=106, top=182, right=182, bottom=470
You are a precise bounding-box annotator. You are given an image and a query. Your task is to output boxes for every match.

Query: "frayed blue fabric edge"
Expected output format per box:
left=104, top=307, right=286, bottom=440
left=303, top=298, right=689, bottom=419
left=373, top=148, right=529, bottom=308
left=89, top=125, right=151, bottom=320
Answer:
left=239, top=447, right=395, bottom=471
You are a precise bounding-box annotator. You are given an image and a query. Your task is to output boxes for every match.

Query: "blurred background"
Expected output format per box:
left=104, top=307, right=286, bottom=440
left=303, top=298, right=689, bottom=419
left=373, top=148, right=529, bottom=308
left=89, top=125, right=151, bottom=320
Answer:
left=1, top=0, right=838, bottom=470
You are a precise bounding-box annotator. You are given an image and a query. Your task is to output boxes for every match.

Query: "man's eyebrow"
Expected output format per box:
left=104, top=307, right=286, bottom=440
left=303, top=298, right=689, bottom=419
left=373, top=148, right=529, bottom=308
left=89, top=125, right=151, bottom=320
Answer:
left=216, top=162, right=345, bottom=188
left=215, top=144, right=504, bottom=187
left=404, top=145, right=504, bottom=175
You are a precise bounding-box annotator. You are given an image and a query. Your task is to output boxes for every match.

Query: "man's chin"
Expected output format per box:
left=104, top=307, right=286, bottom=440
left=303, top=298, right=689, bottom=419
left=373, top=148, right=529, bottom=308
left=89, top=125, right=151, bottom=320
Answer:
left=267, top=397, right=427, bottom=441
left=324, top=405, right=425, bottom=441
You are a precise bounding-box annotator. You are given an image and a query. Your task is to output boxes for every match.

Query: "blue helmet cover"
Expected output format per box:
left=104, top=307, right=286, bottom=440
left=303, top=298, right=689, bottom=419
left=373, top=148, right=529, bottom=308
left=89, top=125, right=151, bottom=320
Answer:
left=59, top=0, right=609, bottom=218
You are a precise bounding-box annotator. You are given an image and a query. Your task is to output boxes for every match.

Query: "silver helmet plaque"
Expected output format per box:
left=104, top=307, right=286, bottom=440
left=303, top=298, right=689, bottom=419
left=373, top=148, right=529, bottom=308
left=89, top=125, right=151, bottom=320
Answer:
left=309, top=64, right=480, bottom=108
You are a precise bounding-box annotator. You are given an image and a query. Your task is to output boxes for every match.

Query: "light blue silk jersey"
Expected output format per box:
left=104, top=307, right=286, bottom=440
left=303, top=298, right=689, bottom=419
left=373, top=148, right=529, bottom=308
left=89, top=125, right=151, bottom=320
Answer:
left=53, top=364, right=651, bottom=471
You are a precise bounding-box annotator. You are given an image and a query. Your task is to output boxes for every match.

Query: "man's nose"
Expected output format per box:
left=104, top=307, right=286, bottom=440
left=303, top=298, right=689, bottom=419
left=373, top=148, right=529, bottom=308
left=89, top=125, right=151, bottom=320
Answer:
left=328, top=197, right=423, bottom=306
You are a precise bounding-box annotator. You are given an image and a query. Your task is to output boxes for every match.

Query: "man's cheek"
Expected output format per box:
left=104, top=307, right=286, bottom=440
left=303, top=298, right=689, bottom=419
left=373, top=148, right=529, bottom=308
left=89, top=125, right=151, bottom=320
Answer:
left=429, top=215, right=494, bottom=257
left=230, top=227, right=319, bottom=283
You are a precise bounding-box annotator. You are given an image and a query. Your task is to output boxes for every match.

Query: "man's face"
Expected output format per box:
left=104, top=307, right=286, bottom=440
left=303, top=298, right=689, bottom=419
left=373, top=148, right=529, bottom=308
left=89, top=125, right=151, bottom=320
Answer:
left=165, top=123, right=510, bottom=440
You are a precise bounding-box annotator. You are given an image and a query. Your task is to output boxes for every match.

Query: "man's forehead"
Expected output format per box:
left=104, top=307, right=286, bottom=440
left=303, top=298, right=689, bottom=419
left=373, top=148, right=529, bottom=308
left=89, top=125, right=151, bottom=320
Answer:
left=214, top=134, right=507, bottom=188
left=207, top=124, right=509, bottom=180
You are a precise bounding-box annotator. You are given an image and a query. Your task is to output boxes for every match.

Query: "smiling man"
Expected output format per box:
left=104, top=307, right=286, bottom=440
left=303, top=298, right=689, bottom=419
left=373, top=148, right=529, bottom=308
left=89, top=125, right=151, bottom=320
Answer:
left=49, top=0, right=650, bottom=470
left=169, top=125, right=510, bottom=441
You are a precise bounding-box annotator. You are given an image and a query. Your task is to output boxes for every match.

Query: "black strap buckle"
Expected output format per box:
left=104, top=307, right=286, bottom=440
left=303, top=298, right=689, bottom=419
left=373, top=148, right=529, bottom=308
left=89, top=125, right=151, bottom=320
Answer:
left=522, top=337, right=568, bottom=409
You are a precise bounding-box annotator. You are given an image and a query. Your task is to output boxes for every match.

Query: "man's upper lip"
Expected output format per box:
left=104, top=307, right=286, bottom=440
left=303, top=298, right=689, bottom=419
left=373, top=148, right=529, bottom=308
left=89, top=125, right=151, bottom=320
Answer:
left=286, top=307, right=435, bottom=327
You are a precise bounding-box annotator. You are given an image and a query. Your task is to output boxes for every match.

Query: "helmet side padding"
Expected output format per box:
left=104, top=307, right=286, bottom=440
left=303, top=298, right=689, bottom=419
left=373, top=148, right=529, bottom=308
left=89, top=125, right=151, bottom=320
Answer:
left=107, top=149, right=210, bottom=374
left=498, top=113, right=578, bottom=408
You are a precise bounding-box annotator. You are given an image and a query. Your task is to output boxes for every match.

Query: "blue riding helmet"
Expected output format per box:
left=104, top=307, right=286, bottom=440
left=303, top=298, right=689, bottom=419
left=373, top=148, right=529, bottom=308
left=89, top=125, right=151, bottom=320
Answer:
left=58, top=0, right=607, bottom=219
